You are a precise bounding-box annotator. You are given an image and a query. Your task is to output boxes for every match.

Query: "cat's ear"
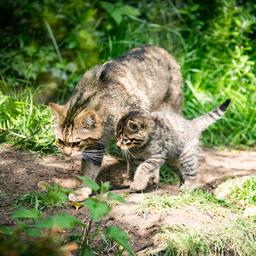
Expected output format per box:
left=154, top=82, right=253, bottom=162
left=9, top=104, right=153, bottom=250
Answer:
left=75, top=109, right=97, bottom=129
left=48, top=103, right=65, bottom=120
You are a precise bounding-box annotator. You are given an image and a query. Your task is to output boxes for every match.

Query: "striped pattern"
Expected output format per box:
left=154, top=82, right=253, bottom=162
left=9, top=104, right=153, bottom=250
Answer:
left=193, top=99, right=231, bottom=132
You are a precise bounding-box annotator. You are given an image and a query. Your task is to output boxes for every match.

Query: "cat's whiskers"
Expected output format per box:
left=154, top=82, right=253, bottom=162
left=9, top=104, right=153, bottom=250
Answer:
left=121, top=147, right=131, bottom=177
left=126, top=148, right=135, bottom=159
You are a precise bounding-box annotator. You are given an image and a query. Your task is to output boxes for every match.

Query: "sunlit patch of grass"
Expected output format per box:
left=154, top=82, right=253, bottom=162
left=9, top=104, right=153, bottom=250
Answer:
left=138, top=190, right=230, bottom=216
left=0, top=89, right=56, bottom=153
left=228, top=177, right=256, bottom=208
left=154, top=217, right=256, bottom=256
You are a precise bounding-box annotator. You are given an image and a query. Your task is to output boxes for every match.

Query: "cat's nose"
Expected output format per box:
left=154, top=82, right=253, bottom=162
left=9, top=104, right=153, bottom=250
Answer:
left=116, top=141, right=121, bottom=148
left=63, top=147, right=72, bottom=156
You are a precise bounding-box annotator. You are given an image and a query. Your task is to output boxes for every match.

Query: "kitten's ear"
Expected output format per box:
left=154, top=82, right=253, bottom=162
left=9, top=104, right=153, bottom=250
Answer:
left=118, top=111, right=126, bottom=120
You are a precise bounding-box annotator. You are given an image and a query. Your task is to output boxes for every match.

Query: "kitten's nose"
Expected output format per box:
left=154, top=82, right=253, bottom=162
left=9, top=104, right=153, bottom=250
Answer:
left=116, top=141, right=121, bottom=148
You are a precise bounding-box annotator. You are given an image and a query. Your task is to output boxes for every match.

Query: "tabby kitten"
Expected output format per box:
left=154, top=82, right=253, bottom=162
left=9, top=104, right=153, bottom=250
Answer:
left=115, top=99, right=231, bottom=191
left=49, top=45, right=183, bottom=200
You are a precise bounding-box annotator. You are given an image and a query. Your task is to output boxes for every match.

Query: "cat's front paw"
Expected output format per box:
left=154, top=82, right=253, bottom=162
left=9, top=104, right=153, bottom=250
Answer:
left=68, top=187, right=92, bottom=202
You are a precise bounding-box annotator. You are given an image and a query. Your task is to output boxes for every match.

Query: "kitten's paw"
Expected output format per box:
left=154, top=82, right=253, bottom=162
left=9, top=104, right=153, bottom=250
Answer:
left=179, top=179, right=198, bottom=192
left=130, top=180, right=148, bottom=192
left=68, top=187, right=92, bottom=202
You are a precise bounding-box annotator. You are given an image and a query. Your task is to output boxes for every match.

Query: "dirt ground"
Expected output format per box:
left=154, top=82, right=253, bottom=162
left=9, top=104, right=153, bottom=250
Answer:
left=1, top=144, right=256, bottom=253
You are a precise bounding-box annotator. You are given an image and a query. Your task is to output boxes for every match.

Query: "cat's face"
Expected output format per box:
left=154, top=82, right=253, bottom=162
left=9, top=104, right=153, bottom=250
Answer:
left=49, top=103, right=103, bottom=157
left=115, top=111, right=151, bottom=150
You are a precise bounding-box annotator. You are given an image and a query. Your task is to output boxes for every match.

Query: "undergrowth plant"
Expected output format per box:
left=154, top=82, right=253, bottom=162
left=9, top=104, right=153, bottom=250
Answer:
left=0, top=178, right=134, bottom=256
left=0, top=89, right=55, bottom=153
left=0, top=0, right=256, bottom=150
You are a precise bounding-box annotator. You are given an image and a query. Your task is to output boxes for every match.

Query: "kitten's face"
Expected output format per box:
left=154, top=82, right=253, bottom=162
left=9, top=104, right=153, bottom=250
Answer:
left=115, top=111, right=151, bottom=150
left=49, top=103, right=102, bottom=158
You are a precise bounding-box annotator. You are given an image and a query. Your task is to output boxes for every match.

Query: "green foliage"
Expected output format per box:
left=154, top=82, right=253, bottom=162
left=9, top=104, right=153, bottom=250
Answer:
left=77, top=175, right=100, bottom=193
left=160, top=165, right=180, bottom=185
left=228, top=177, right=256, bottom=207
left=0, top=89, right=55, bottom=153
left=36, top=213, right=80, bottom=229
left=2, top=179, right=133, bottom=255
left=15, top=182, right=71, bottom=210
left=100, top=2, right=140, bottom=25
left=1, top=0, right=256, bottom=150
left=105, top=226, right=135, bottom=255
left=11, top=208, right=40, bottom=220
left=84, top=198, right=111, bottom=222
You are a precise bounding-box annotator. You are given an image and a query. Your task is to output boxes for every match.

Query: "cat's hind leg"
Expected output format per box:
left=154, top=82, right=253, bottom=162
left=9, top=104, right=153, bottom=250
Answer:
left=178, top=146, right=199, bottom=191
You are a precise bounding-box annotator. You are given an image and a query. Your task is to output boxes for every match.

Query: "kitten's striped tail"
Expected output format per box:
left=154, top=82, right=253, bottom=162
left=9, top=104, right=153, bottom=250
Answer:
left=192, top=99, right=231, bottom=132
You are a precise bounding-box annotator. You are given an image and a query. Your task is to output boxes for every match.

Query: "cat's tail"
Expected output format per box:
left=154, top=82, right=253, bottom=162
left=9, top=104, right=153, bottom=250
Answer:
left=192, top=99, right=231, bottom=132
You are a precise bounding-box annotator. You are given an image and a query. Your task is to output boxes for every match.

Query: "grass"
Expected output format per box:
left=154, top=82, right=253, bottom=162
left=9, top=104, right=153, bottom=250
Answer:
left=0, top=1, right=256, bottom=151
left=0, top=89, right=55, bottom=153
left=137, top=189, right=230, bottom=216
left=138, top=188, right=256, bottom=256
left=155, top=218, right=256, bottom=256
left=14, top=182, right=72, bottom=210
left=228, top=177, right=256, bottom=208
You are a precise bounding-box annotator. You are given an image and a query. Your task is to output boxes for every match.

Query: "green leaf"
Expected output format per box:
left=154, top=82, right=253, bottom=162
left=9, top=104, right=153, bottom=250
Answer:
left=84, top=198, right=110, bottom=222
left=100, top=2, right=140, bottom=25
left=76, top=175, right=100, bottom=192
left=100, top=181, right=110, bottom=194
left=99, top=2, right=114, bottom=13
left=12, top=208, right=40, bottom=219
left=26, top=228, right=42, bottom=237
left=36, top=213, right=79, bottom=229
left=107, top=191, right=126, bottom=203
left=0, top=226, right=13, bottom=235
left=105, top=226, right=134, bottom=255
left=44, top=190, right=68, bottom=206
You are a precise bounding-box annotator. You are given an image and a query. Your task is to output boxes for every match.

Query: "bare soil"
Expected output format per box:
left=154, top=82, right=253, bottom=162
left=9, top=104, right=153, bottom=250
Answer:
left=0, top=144, right=256, bottom=254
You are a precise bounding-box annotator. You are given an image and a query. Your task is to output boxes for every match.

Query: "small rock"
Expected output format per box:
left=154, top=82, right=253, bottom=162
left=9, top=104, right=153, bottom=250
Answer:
left=243, top=206, right=256, bottom=217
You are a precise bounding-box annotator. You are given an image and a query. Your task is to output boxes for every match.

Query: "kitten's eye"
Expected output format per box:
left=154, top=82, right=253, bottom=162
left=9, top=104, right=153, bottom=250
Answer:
left=128, top=121, right=138, bottom=132
left=123, top=138, right=128, bottom=143
left=72, top=141, right=81, bottom=146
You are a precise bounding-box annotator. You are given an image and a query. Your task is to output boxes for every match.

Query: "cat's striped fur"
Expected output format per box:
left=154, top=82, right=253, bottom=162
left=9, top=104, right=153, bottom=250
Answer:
left=49, top=46, right=183, bottom=199
left=115, top=99, right=231, bottom=191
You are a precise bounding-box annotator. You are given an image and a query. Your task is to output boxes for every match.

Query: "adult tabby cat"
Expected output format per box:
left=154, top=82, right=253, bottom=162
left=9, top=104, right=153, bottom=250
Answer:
left=115, top=99, right=231, bottom=191
left=49, top=46, right=183, bottom=200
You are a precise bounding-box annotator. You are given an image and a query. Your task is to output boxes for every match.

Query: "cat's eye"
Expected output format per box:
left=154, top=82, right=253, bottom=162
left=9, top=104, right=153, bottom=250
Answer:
left=57, top=139, right=64, bottom=145
left=72, top=141, right=81, bottom=146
